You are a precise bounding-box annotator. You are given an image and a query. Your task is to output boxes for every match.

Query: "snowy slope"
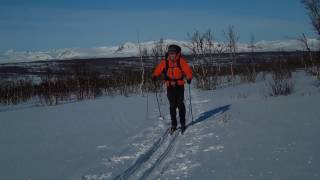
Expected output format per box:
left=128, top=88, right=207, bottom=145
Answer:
left=1, top=39, right=319, bottom=64
left=0, top=71, right=319, bottom=180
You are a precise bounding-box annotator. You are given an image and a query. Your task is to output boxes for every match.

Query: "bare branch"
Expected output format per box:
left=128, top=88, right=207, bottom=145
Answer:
left=301, top=0, right=320, bottom=35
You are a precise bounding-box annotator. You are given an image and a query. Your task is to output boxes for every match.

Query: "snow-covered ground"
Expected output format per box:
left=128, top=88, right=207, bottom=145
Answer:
left=0, top=71, right=320, bottom=180
left=1, top=38, right=319, bottom=63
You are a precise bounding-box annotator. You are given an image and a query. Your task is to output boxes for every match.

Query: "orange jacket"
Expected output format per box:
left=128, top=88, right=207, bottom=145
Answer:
left=152, top=53, right=193, bottom=87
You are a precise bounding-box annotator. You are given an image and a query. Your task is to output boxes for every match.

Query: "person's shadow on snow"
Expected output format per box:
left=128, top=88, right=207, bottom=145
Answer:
left=187, top=104, right=231, bottom=127
left=312, top=80, right=320, bottom=88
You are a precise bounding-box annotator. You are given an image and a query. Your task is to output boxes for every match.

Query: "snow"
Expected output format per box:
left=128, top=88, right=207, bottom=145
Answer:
left=1, top=38, right=319, bottom=64
left=0, top=71, right=320, bottom=180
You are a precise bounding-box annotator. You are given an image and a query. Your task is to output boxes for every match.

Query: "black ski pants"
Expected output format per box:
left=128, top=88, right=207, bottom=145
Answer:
left=167, top=85, right=186, bottom=128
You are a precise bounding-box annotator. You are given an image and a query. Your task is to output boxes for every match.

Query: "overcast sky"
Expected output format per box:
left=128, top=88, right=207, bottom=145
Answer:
left=0, top=0, right=316, bottom=53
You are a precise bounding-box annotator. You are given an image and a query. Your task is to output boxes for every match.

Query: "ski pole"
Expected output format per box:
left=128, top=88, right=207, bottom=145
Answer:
left=188, top=84, right=194, bottom=125
left=155, top=87, right=163, bottom=120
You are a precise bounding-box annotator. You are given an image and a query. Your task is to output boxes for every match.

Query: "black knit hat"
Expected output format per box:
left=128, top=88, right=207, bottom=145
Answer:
left=167, top=44, right=181, bottom=53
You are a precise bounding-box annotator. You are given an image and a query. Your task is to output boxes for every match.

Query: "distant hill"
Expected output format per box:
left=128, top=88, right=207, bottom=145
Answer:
left=0, top=39, right=319, bottom=64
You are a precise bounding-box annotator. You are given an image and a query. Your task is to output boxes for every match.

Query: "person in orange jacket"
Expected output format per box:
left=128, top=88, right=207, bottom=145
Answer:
left=152, top=44, right=193, bottom=134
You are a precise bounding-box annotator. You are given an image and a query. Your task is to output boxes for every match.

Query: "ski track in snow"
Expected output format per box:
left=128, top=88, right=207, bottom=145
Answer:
left=108, top=91, right=203, bottom=180
left=118, top=96, right=218, bottom=179
left=83, top=88, right=228, bottom=180
left=111, top=127, right=181, bottom=180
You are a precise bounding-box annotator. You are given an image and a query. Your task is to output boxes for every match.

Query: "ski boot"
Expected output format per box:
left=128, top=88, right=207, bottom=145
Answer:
left=180, top=125, right=186, bottom=135
left=170, top=127, right=177, bottom=135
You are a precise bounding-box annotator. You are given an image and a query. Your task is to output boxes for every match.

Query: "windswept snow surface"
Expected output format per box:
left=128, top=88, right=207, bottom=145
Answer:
left=1, top=38, right=319, bottom=63
left=0, top=72, right=320, bottom=180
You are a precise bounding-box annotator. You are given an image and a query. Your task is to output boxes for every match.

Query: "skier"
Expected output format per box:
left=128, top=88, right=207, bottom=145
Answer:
left=152, top=44, right=193, bottom=134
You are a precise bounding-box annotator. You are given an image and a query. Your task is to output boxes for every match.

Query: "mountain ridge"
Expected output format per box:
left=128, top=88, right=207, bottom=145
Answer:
left=1, top=39, right=319, bottom=64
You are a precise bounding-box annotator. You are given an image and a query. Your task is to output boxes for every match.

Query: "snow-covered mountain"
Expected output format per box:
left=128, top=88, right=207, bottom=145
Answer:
left=0, top=39, right=319, bottom=64
left=254, top=39, right=319, bottom=52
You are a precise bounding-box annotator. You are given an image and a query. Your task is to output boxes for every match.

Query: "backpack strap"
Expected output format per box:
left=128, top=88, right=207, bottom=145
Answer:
left=162, top=54, right=185, bottom=84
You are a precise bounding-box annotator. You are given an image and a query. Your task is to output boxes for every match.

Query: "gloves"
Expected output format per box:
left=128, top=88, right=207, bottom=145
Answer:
left=187, top=79, right=192, bottom=84
left=152, top=76, right=157, bottom=82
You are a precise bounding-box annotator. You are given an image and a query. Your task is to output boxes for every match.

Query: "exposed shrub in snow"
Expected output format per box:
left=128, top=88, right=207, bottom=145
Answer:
left=0, top=80, right=34, bottom=105
left=192, top=64, right=220, bottom=90
left=267, top=60, right=295, bottom=96
left=0, top=66, right=162, bottom=106
left=238, top=63, right=257, bottom=83
left=268, top=75, right=295, bottom=96
left=0, top=50, right=312, bottom=106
